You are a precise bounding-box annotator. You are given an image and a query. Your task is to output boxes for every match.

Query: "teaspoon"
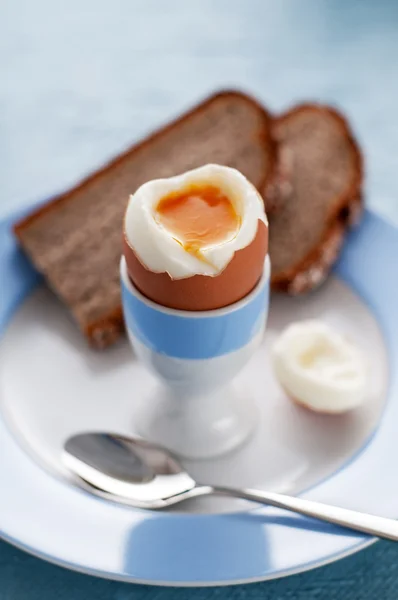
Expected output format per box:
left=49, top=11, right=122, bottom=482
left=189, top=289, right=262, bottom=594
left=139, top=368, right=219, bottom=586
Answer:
left=63, top=432, right=398, bottom=541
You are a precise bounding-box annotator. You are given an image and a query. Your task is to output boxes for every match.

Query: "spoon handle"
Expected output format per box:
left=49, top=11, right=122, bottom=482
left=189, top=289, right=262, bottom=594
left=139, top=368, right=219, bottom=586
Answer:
left=212, top=487, right=398, bottom=541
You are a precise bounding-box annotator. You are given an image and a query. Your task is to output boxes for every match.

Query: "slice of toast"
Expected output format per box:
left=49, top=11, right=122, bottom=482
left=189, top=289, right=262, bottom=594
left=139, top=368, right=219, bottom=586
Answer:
left=269, top=104, right=363, bottom=294
left=14, top=90, right=277, bottom=348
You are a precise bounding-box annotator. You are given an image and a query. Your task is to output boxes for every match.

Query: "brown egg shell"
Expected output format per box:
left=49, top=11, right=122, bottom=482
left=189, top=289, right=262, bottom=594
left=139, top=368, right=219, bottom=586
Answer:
left=123, top=220, right=268, bottom=311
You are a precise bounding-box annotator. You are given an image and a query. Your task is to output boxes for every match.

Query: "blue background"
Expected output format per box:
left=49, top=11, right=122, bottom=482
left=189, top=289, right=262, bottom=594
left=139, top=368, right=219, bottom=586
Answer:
left=1, top=0, right=398, bottom=596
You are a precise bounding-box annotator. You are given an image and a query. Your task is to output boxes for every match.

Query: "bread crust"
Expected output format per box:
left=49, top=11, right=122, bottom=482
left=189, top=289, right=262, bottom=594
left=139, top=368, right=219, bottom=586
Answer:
left=270, top=103, right=363, bottom=294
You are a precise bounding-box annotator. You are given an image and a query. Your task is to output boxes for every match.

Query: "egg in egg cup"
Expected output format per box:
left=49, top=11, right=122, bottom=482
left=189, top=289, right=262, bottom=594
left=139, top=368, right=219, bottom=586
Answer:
left=121, top=165, right=270, bottom=459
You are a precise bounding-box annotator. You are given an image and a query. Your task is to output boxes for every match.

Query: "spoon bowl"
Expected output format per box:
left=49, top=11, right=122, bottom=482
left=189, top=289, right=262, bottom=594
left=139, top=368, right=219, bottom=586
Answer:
left=63, top=433, right=211, bottom=508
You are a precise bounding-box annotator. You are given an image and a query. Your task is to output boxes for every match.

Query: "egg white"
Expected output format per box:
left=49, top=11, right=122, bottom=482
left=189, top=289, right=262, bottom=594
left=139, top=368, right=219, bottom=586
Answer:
left=272, top=320, right=367, bottom=413
left=124, top=164, right=267, bottom=279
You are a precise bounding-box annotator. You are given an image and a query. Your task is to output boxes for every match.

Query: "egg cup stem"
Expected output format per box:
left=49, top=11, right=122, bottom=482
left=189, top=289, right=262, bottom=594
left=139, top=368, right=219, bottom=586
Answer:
left=134, top=384, right=258, bottom=460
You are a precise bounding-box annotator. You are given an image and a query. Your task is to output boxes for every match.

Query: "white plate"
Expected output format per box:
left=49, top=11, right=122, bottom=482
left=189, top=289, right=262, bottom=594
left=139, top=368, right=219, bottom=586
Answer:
left=0, top=208, right=397, bottom=586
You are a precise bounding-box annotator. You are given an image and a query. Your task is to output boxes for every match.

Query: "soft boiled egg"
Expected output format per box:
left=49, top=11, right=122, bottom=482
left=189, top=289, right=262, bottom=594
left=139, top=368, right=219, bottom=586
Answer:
left=123, top=164, right=268, bottom=310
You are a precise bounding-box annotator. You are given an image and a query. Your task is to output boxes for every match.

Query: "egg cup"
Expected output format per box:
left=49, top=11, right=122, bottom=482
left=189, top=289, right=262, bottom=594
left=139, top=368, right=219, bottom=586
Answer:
left=120, top=256, right=270, bottom=460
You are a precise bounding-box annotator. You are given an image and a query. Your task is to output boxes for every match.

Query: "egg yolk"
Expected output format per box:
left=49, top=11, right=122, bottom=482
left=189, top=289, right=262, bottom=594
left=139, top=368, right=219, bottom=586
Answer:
left=155, top=185, right=240, bottom=256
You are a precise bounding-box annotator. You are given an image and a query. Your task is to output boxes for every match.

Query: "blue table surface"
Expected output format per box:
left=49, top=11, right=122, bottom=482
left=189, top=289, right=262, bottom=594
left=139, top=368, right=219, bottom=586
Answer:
left=1, top=0, right=398, bottom=597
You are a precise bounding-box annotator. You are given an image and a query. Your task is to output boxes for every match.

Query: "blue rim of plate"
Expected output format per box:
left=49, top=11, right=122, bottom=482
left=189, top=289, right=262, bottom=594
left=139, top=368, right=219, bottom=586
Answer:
left=0, top=206, right=397, bottom=586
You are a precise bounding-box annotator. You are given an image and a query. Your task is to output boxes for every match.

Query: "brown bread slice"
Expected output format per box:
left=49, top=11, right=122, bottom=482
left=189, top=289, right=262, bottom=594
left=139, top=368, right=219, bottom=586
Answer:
left=14, top=90, right=277, bottom=349
left=269, top=104, right=363, bottom=294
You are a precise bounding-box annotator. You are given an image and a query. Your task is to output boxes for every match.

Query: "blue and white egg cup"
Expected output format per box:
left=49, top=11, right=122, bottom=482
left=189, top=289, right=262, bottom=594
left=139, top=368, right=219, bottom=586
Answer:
left=121, top=256, right=270, bottom=459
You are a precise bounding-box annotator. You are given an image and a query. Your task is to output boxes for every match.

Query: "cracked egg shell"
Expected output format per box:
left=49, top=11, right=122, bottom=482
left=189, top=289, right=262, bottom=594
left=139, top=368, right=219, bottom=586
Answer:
left=123, top=219, right=268, bottom=311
